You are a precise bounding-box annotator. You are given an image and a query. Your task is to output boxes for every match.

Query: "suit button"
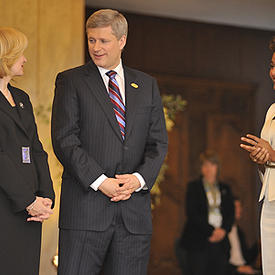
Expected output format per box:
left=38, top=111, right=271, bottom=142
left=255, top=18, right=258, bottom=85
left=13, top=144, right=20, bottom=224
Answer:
left=124, top=146, right=128, bottom=150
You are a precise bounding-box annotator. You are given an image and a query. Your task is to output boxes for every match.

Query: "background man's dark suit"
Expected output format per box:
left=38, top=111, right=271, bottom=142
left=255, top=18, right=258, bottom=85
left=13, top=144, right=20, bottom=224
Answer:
left=227, top=225, right=260, bottom=275
left=235, top=226, right=259, bottom=268
left=51, top=61, right=168, bottom=273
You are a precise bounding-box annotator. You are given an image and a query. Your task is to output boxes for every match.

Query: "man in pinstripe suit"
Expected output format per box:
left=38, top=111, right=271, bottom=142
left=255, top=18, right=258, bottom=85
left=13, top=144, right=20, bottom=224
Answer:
left=51, top=9, right=168, bottom=275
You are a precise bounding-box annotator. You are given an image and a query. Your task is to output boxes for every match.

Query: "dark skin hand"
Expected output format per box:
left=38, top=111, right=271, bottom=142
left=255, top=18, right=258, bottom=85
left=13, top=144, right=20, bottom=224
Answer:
left=240, top=134, right=271, bottom=164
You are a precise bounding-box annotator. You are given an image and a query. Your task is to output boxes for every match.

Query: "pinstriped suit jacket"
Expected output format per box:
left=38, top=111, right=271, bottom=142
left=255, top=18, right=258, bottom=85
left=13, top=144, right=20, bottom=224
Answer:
left=51, top=61, right=168, bottom=234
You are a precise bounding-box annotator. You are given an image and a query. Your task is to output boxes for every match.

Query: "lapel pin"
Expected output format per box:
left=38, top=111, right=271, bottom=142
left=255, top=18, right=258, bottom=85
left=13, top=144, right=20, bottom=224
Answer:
left=131, top=82, right=138, bottom=89
left=19, top=102, right=24, bottom=109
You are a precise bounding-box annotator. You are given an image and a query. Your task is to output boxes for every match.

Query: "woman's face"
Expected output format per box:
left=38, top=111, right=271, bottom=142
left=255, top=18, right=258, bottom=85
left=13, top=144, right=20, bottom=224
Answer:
left=201, top=160, right=218, bottom=182
left=10, top=54, right=27, bottom=77
left=270, top=52, right=275, bottom=90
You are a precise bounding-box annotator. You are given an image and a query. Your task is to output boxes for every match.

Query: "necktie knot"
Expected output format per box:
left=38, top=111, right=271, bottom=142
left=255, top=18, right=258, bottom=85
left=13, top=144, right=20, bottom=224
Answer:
left=106, top=70, right=117, bottom=80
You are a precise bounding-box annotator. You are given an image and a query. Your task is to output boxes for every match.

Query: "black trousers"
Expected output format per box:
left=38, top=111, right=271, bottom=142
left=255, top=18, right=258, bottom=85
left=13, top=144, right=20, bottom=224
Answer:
left=58, top=208, right=152, bottom=275
left=186, top=242, right=228, bottom=275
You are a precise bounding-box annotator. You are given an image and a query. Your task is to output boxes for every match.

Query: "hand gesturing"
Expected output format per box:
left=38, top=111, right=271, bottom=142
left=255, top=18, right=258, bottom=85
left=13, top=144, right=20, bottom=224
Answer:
left=240, top=134, right=271, bottom=164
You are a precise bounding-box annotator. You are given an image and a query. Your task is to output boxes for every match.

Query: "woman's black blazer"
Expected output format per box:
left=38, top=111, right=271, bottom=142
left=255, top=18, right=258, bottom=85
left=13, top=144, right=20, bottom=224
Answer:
left=0, top=84, right=54, bottom=213
left=180, top=178, right=234, bottom=251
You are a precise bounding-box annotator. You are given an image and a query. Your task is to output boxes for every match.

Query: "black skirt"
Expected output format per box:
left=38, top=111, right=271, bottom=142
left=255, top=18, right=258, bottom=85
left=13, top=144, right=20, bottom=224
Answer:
left=0, top=190, right=42, bottom=275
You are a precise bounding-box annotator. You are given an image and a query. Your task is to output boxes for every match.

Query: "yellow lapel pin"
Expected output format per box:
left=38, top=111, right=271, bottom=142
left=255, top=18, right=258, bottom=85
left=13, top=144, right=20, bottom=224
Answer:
left=131, top=82, right=138, bottom=89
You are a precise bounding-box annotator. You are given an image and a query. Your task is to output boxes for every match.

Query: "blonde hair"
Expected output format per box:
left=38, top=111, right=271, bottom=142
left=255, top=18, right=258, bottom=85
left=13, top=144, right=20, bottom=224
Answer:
left=86, top=9, right=128, bottom=39
left=0, top=27, right=28, bottom=78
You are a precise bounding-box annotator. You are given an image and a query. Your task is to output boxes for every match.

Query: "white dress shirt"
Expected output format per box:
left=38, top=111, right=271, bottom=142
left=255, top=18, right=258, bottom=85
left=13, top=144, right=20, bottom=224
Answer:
left=228, top=224, right=246, bottom=266
left=203, top=180, right=222, bottom=228
left=90, top=61, right=146, bottom=192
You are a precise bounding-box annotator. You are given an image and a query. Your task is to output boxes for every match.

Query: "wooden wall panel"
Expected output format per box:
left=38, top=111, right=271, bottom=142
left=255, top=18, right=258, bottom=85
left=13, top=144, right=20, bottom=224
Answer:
left=147, top=74, right=256, bottom=274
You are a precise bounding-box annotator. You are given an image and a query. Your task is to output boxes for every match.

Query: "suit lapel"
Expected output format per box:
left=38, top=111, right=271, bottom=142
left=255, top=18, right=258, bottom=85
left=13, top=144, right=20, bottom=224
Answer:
left=10, top=86, right=33, bottom=137
left=124, top=67, right=139, bottom=141
left=200, top=180, right=209, bottom=211
left=83, top=62, right=123, bottom=142
left=0, top=86, right=29, bottom=137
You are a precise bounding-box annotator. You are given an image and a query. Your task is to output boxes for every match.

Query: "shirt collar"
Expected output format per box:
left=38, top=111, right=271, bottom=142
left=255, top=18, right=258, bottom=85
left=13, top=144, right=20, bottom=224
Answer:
left=203, top=178, right=218, bottom=190
left=97, top=60, right=124, bottom=79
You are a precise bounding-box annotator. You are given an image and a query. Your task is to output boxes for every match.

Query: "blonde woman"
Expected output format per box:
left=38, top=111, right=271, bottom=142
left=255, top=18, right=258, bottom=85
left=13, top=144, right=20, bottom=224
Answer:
left=0, top=27, right=54, bottom=275
left=241, top=36, right=275, bottom=275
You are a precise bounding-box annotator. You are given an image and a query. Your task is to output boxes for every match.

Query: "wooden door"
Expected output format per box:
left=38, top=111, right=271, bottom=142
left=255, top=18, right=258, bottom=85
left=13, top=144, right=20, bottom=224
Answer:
left=147, top=73, right=257, bottom=275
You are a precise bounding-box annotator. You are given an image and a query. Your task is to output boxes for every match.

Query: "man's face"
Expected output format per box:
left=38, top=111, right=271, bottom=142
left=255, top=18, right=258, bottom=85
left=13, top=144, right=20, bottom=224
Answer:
left=87, top=26, right=126, bottom=70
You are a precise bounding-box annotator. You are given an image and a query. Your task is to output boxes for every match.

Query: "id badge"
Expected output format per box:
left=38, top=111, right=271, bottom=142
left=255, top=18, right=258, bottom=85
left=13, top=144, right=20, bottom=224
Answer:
left=22, top=147, right=31, bottom=163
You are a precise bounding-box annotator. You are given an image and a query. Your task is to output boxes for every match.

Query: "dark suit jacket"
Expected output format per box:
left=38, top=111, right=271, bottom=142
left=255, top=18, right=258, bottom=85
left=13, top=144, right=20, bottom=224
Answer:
left=180, top=178, right=234, bottom=251
left=0, top=84, right=54, bottom=213
left=231, top=225, right=259, bottom=267
left=51, top=61, right=168, bottom=234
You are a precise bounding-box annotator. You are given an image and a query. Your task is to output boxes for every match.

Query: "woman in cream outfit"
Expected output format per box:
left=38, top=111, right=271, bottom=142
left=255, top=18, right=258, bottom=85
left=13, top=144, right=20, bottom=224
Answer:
left=241, top=37, right=275, bottom=275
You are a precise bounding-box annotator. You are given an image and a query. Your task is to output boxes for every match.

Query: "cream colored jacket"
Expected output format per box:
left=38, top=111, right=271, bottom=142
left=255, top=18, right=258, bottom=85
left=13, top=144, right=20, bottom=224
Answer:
left=259, top=103, right=275, bottom=202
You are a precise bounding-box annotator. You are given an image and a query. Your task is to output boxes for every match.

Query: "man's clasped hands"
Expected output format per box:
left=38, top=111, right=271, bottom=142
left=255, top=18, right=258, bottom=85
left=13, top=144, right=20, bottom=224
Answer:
left=25, top=174, right=140, bottom=222
left=99, top=174, right=141, bottom=202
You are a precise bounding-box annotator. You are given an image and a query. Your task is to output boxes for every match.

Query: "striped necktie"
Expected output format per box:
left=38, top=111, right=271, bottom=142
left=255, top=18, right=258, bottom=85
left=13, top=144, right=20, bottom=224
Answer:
left=106, top=70, right=126, bottom=139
